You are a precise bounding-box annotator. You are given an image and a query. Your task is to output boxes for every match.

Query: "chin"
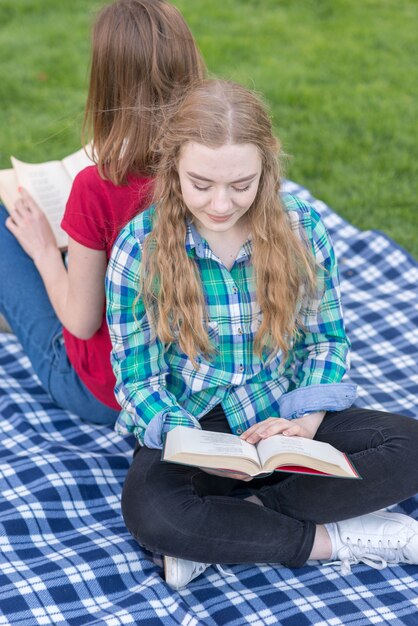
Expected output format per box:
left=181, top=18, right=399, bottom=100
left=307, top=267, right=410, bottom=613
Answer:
left=207, top=222, right=234, bottom=232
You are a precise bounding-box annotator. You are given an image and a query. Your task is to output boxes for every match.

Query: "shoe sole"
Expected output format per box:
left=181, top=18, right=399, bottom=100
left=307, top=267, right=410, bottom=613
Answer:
left=164, top=555, right=181, bottom=590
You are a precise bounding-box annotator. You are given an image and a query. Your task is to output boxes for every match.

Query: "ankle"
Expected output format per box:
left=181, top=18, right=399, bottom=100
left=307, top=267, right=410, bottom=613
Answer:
left=308, top=524, right=333, bottom=560
left=319, top=511, right=418, bottom=574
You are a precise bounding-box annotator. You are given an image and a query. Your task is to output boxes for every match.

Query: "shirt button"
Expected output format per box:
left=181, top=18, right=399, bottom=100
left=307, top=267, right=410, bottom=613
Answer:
left=238, top=364, right=244, bottom=372
left=236, top=428, right=243, bottom=434
left=232, top=286, right=238, bottom=293
left=237, top=327, right=243, bottom=335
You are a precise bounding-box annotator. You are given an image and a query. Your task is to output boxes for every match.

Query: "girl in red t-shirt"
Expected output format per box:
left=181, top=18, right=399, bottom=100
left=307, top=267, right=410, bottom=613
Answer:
left=0, top=0, right=205, bottom=423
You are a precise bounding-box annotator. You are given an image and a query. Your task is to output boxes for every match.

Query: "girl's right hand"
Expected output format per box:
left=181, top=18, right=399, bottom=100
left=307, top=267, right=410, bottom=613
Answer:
left=6, top=188, right=58, bottom=262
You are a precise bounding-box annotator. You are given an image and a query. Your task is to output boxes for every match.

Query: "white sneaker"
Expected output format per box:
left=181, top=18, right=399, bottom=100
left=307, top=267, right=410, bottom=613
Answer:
left=325, top=511, right=418, bottom=575
left=164, top=555, right=210, bottom=590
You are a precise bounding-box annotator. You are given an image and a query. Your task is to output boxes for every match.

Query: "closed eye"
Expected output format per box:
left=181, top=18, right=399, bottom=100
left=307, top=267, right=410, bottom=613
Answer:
left=232, top=184, right=251, bottom=193
left=192, top=183, right=211, bottom=191
left=191, top=182, right=253, bottom=192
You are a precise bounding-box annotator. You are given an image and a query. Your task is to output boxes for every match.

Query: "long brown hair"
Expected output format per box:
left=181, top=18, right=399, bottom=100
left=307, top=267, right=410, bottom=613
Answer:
left=83, top=0, right=205, bottom=185
left=141, top=80, right=316, bottom=365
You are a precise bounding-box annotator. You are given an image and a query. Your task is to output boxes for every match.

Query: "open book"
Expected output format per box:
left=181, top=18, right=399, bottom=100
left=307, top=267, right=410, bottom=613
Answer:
left=163, top=426, right=360, bottom=479
left=0, top=146, right=94, bottom=249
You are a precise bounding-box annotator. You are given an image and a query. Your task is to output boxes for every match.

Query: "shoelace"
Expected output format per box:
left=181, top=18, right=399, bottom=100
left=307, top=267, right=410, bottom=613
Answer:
left=190, top=562, right=236, bottom=580
left=325, top=538, right=404, bottom=575
left=193, top=562, right=209, bottom=576
left=214, top=564, right=237, bottom=580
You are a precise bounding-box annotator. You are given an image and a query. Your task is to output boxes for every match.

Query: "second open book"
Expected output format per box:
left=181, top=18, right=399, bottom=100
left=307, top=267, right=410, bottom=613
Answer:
left=163, top=426, right=360, bottom=479
left=0, top=146, right=93, bottom=249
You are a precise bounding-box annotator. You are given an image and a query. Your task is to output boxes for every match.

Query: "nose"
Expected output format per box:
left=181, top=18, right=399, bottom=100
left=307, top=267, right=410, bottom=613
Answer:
left=211, top=187, right=232, bottom=214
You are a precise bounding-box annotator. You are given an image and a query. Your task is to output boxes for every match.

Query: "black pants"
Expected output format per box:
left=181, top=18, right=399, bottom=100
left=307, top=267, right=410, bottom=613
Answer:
left=121, top=406, right=418, bottom=567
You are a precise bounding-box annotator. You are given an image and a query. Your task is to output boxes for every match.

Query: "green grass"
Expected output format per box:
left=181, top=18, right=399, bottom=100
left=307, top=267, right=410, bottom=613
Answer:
left=0, top=0, right=417, bottom=257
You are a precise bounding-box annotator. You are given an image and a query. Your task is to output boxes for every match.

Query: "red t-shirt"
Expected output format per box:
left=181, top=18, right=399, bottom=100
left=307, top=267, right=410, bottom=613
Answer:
left=61, top=165, right=152, bottom=409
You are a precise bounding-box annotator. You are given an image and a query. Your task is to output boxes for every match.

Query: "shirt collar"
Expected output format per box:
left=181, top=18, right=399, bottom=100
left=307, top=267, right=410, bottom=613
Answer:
left=185, top=220, right=206, bottom=258
left=185, top=219, right=253, bottom=263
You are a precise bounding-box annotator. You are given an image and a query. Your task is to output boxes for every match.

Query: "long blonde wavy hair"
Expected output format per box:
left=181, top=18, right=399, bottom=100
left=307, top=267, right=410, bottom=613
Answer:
left=140, top=80, right=316, bottom=365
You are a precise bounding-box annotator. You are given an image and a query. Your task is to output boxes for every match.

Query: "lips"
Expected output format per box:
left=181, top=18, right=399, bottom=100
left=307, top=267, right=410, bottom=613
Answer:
left=207, top=214, right=233, bottom=222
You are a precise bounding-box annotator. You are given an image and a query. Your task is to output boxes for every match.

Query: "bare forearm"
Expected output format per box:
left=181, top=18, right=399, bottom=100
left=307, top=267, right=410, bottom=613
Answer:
left=7, top=190, right=105, bottom=338
left=297, top=411, right=326, bottom=438
left=34, top=246, right=72, bottom=327
left=34, top=245, right=103, bottom=338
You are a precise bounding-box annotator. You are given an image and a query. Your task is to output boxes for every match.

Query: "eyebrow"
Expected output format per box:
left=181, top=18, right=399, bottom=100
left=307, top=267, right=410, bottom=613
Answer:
left=186, top=172, right=258, bottom=184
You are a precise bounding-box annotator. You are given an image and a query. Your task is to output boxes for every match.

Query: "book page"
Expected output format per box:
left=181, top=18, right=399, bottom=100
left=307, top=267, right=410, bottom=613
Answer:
left=0, top=168, right=20, bottom=213
left=11, top=157, right=70, bottom=248
left=164, top=426, right=261, bottom=466
left=62, top=145, right=94, bottom=180
left=256, top=434, right=351, bottom=471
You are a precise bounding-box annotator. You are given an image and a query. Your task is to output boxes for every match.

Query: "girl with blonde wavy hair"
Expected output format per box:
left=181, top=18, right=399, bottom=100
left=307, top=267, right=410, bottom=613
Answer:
left=140, top=80, right=316, bottom=365
left=106, top=79, right=418, bottom=590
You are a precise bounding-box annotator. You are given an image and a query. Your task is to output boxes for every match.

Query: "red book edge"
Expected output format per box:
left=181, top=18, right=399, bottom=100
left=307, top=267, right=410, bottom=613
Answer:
left=276, top=452, right=360, bottom=479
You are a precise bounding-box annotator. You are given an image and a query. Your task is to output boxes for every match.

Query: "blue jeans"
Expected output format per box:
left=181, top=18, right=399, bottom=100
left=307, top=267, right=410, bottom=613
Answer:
left=0, top=205, right=118, bottom=425
left=122, top=405, right=418, bottom=567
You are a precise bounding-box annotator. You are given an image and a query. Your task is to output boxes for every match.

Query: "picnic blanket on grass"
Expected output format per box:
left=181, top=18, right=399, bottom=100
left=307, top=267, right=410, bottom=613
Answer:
left=0, top=181, right=417, bottom=626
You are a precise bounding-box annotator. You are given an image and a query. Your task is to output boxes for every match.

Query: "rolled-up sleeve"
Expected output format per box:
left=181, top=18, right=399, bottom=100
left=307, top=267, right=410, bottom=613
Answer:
left=279, top=205, right=356, bottom=419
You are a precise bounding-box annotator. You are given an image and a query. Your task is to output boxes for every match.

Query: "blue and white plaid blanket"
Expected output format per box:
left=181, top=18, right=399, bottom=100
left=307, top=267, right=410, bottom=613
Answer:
left=1, top=182, right=417, bottom=626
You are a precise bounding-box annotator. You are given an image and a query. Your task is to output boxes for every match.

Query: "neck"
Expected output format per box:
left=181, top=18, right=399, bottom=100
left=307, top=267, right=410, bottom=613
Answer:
left=196, top=218, right=250, bottom=270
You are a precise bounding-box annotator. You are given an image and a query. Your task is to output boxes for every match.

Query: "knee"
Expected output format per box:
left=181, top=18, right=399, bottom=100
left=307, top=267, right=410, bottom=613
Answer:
left=120, top=457, right=172, bottom=552
left=121, top=464, right=204, bottom=554
left=403, top=417, right=418, bottom=459
left=121, top=480, right=181, bottom=553
left=121, top=480, right=152, bottom=548
left=395, top=415, right=418, bottom=448
left=386, top=416, right=418, bottom=488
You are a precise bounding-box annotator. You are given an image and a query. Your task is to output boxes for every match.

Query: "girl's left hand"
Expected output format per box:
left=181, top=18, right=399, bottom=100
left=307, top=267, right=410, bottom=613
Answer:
left=241, top=413, right=325, bottom=444
left=6, top=188, right=57, bottom=261
left=200, top=467, right=253, bottom=481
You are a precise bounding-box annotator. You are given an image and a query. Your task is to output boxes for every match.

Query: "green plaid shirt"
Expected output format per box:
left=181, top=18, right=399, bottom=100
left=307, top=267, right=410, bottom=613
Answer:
left=106, top=194, right=356, bottom=448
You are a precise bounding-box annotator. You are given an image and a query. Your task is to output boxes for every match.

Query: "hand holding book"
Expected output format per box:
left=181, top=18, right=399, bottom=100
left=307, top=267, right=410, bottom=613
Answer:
left=241, top=413, right=326, bottom=444
left=0, top=146, right=94, bottom=249
left=6, top=187, right=59, bottom=261
left=163, top=426, right=360, bottom=479
left=199, top=467, right=254, bottom=481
